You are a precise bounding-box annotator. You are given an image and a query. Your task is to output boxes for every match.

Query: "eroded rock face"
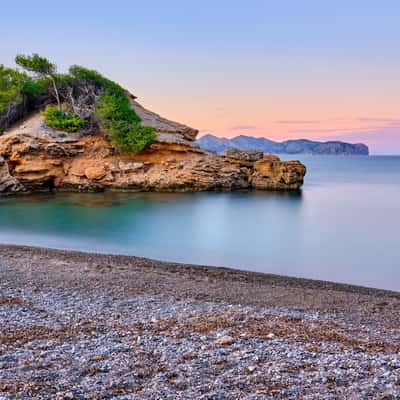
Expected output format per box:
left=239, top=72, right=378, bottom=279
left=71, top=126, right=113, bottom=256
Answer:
left=252, top=159, right=306, bottom=190
left=0, top=156, right=24, bottom=193
left=0, top=107, right=306, bottom=194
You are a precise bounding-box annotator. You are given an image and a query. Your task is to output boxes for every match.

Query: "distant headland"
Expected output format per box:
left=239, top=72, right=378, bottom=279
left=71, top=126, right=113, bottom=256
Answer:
left=196, top=134, right=369, bottom=155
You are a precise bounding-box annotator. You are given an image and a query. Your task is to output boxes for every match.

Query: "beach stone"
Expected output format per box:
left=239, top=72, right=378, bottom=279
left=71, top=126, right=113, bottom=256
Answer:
left=215, top=335, right=235, bottom=346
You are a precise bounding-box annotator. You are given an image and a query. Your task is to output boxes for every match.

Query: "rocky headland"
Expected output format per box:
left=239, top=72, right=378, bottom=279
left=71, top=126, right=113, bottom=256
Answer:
left=197, top=134, right=369, bottom=155
left=0, top=55, right=306, bottom=195
left=0, top=101, right=306, bottom=195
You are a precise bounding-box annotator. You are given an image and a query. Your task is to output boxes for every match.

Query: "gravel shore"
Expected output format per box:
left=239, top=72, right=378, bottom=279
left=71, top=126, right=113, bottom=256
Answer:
left=0, top=245, right=399, bottom=399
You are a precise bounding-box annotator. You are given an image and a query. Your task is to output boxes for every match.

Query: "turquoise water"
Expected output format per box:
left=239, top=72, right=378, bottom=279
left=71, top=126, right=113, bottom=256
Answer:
left=1, top=155, right=399, bottom=291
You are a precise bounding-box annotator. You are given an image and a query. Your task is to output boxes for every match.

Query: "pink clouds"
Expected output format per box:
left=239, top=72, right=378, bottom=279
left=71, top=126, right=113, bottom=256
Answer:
left=275, top=120, right=321, bottom=124
left=229, top=124, right=258, bottom=131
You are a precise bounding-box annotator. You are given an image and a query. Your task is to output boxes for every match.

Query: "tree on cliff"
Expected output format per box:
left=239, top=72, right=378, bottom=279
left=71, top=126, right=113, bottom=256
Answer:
left=1, top=53, right=155, bottom=153
left=0, top=66, right=27, bottom=132
left=15, top=54, right=61, bottom=109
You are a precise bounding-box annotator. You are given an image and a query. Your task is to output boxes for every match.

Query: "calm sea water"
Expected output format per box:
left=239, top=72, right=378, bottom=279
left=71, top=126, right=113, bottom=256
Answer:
left=0, top=155, right=399, bottom=291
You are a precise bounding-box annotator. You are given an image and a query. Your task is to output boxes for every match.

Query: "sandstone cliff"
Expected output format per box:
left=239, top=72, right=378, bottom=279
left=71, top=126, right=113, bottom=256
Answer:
left=0, top=101, right=306, bottom=194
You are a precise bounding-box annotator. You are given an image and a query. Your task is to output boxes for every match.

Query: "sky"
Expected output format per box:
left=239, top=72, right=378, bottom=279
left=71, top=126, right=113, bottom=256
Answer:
left=1, top=0, right=400, bottom=154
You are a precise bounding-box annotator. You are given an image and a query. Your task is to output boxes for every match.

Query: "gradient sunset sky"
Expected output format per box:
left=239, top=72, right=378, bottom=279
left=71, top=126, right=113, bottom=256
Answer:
left=2, top=0, right=400, bottom=154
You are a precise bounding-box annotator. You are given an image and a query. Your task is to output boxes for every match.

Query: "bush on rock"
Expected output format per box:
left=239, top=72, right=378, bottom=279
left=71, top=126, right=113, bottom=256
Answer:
left=0, top=54, right=156, bottom=153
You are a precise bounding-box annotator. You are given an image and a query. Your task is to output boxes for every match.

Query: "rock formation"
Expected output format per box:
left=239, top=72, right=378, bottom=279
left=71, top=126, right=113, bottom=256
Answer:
left=0, top=101, right=306, bottom=194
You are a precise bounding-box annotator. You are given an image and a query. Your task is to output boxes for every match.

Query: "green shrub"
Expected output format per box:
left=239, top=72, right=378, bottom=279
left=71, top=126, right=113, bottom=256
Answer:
left=95, top=92, right=140, bottom=127
left=108, top=120, right=156, bottom=154
left=96, top=92, right=155, bottom=153
left=95, top=87, right=155, bottom=154
left=42, top=105, right=84, bottom=133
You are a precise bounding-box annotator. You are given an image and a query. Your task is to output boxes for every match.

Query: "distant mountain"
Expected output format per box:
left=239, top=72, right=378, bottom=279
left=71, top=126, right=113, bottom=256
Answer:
left=196, top=134, right=369, bottom=155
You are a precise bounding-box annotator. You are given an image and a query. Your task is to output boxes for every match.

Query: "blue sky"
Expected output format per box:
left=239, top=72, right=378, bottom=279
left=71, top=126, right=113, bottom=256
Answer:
left=2, top=0, right=400, bottom=153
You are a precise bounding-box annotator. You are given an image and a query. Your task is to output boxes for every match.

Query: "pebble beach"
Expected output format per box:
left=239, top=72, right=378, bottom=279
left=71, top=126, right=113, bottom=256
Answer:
left=0, top=245, right=399, bottom=399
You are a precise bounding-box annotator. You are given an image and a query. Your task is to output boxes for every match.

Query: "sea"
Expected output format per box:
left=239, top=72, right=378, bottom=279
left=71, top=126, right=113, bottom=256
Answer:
left=0, top=155, right=399, bottom=291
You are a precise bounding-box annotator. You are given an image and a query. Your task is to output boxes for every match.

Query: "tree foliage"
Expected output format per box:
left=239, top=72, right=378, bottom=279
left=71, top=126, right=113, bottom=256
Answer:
left=0, top=66, right=26, bottom=113
left=0, top=54, right=156, bottom=153
left=15, top=54, right=56, bottom=76
left=16, top=54, right=60, bottom=109
left=0, top=66, right=29, bottom=132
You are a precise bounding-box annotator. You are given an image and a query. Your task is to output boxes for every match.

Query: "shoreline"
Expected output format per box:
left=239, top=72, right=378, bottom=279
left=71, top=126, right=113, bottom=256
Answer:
left=0, top=244, right=400, bottom=311
left=1, top=243, right=399, bottom=300
left=1, top=243, right=400, bottom=398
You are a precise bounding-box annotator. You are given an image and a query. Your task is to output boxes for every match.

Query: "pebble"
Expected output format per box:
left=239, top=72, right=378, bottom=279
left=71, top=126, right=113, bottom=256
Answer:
left=215, top=335, right=235, bottom=346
